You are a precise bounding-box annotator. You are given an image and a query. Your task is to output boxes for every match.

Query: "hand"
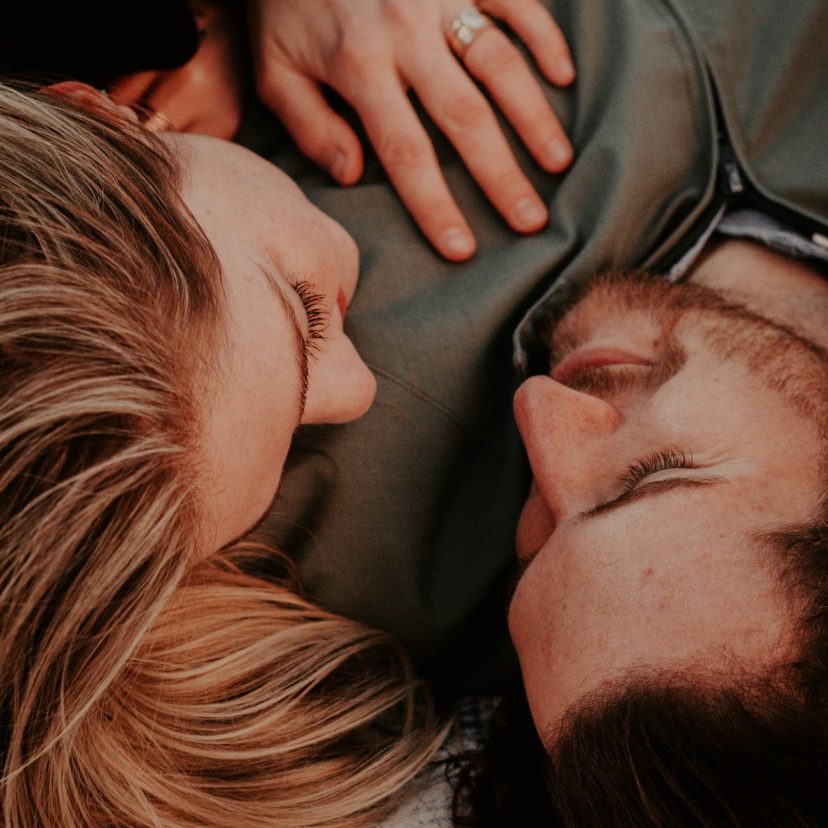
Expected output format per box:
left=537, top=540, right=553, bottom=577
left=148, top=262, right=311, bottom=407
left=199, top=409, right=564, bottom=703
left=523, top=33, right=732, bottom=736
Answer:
left=110, top=0, right=244, bottom=139
left=248, top=0, right=575, bottom=260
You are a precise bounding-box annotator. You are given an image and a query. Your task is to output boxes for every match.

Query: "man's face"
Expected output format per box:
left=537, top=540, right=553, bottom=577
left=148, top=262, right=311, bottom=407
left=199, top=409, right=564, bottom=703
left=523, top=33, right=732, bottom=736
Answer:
left=509, top=271, right=827, bottom=739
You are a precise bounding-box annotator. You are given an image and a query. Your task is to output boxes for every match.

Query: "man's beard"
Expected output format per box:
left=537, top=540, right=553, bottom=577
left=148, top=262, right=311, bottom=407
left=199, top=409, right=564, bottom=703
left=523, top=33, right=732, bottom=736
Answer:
left=532, top=270, right=828, bottom=436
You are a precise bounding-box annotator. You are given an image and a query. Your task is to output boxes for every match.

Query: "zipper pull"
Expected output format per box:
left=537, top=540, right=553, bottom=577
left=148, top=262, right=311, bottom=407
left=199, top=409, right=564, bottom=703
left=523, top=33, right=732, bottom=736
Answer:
left=718, top=143, right=745, bottom=196
left=723, top=161, right=744, bottom=195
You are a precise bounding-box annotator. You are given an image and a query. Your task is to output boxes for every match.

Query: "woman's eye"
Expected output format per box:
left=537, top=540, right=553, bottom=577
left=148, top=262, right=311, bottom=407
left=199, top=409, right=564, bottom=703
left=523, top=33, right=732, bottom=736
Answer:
left=291, top=280, right=328, bottom=351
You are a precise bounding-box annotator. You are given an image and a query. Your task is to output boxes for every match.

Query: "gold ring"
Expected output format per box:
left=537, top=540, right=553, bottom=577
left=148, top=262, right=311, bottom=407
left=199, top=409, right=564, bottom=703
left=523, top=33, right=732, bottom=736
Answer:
left=447, top=8, right=497, bottom=59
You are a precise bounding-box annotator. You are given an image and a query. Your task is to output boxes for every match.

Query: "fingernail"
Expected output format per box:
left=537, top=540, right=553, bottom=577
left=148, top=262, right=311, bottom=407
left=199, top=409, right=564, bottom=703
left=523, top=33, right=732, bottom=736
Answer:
left=513, top=198, right=547, bottom=231
left=546, top=139, right=573, bottom=170
left=558, top=59, right=575, bottom=84
left=441, top=228, right=475, bottom=259
left=329, top=148, right=349, bottom=182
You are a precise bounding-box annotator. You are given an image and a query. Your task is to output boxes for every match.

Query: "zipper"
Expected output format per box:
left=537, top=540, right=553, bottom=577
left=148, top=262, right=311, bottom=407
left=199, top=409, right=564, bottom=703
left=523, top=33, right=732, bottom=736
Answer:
left=653, top=139, right=828, bottom=273
left=719, top=141, right=828, bottom=248
left=649, top=145, right=731, bottom=273
left=719, top=143, right=744, bottom=197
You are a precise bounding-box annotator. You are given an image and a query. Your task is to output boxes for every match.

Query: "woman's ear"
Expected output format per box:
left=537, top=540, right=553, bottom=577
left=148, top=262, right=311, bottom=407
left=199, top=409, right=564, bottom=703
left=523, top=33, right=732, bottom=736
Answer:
left=42, top=81, right=139, bottom=124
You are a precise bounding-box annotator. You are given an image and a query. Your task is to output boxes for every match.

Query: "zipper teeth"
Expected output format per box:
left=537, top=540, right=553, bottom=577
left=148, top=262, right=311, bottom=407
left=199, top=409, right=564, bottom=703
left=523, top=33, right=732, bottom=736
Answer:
left=722, top=161, right=744, bottom=195
left=656, top=139, right=828, bottom=275
left=717, top=141, right=826, bottom=240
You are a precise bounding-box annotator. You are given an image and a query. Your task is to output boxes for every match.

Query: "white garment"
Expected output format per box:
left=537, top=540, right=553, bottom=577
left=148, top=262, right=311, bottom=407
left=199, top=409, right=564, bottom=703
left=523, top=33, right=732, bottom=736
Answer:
left=377, top=697, right=495, bottom=828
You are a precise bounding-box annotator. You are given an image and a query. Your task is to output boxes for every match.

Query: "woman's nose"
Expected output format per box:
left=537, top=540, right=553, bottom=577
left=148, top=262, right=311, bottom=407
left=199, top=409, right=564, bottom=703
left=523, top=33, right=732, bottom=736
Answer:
left=325, top=216, right=360, bottom=305
left=513, top=375, right=621, bottom=517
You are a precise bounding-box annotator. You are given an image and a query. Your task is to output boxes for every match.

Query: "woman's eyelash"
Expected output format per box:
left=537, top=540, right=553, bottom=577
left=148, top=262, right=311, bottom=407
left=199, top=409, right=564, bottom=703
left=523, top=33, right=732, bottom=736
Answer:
left=618, top=449, right=695, bottom=490
left=291, top=280, right=329, bottom=351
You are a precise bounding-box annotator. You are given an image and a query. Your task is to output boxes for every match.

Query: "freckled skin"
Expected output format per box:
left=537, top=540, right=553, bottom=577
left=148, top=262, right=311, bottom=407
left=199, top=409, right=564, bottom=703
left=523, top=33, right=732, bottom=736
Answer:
left=171, top=135, right=376, bottom=550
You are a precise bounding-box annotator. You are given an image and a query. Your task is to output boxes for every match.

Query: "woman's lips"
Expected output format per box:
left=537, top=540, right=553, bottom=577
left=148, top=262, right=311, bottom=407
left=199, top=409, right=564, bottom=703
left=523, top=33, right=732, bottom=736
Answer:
left=552, top=347, right=653, bottom=384
left=336, top=288, right=348, bottom=321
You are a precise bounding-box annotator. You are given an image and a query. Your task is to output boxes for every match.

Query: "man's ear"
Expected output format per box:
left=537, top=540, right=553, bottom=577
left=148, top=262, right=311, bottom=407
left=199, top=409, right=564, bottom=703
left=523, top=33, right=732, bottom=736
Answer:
left=42, top=81, right=139, bottom=124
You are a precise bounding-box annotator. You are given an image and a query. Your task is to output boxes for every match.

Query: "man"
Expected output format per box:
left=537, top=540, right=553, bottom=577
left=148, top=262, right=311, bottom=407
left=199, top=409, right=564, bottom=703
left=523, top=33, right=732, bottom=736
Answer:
left=262, top=0, right=827, bottom=820
left=513, top=244, right=828, bottom=736
left=475, top=248, right=828, bottom=823
left=378, top=239, right=827, bottom=826
left=373, top=233, right=826, bottom=826
left=261, top=0, right=828, bottom=698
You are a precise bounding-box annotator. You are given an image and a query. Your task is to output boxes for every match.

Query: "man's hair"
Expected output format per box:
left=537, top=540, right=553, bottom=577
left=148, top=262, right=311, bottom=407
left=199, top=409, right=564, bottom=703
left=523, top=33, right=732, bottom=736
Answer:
left=452, top=493, right=828, bottom=826
left=455, top=266, right=828, bottom=826
left=0, top=81, right=442, bottom=827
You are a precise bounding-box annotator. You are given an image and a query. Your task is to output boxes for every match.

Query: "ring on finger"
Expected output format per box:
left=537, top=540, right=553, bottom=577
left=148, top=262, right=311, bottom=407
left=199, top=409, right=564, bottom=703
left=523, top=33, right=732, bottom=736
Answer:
left=446, top=8, right=497, bottom=59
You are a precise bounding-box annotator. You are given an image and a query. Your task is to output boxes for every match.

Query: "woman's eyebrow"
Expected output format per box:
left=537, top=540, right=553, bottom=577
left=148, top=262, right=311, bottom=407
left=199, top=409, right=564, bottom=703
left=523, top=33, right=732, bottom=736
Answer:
left=576, top=476, right=728, bottom=521
left=258, top=264, right=310, bottom=421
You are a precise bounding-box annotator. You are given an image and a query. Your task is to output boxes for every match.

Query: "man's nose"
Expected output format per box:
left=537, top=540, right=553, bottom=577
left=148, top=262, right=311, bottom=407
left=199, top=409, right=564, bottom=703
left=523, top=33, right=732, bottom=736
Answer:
left=513, top=375, right=621, bottom=517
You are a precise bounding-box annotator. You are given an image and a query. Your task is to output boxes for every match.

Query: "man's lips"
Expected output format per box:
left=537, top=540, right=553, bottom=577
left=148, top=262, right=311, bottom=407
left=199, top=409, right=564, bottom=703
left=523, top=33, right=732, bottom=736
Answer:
left=552, top=347, right=653, bottom=384
left=516, top=483, right=556, bottom=563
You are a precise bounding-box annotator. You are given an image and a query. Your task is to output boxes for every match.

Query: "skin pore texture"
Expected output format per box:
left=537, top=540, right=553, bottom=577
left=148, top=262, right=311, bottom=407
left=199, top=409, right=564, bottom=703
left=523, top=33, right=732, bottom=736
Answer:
left=509, top=240, right=828, bottom=739
left=171, top=134, right=376, bottom=550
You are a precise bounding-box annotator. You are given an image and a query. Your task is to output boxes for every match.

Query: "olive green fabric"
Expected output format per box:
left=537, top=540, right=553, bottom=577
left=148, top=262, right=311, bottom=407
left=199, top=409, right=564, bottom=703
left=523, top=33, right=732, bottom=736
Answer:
left=669, top=1, right=828, bottom=224
left=249, top=0, right=828, bottom=691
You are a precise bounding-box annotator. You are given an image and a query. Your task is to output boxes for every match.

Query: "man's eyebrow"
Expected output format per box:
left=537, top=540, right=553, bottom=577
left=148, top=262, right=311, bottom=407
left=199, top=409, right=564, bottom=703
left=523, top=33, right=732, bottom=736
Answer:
left=257, top=264, right=310, bottom=420
left=576, top=476, right=728, bottom=521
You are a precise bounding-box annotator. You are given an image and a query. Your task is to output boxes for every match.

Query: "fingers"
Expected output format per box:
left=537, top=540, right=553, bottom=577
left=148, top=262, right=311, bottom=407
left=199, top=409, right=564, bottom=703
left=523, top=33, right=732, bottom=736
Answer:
left=461, top=28, right=572, bottom=172
left=416, top=55, right=548, bottom=233
left=355, top=77, right=477, bottom=260
left=243, top=0, right=576, bottom=261
left=122, top=9, right=245, bottom=140
left=109, top=71, right=161, bottom=107
left=405, top=49, right=550, bottom=234
left=479, top=0, right=575, bottom=86
left=140, top=66, right=241, bottom=138
left=256, top=65, right=364, bottom=185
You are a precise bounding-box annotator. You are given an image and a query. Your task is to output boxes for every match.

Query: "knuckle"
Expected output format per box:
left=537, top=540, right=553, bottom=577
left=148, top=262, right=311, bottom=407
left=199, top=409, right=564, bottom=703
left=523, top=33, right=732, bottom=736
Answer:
left=442, top=93, right=491, bottom=133
left=377, top=130, right=431, bottom=169
left=383, top=0, right=420, bottom=27
left=331, top=34, right=378, bottom=79
left=490, top=166, right=526, bottom=199
left=473, top=35, right=521, bottom=75
left=328, top=32, right=388, bottom=84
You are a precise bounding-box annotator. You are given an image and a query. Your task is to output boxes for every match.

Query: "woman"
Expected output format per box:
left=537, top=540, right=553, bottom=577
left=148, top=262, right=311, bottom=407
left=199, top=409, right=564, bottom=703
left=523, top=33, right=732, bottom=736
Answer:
left=0, top=81, right=443, bottom=827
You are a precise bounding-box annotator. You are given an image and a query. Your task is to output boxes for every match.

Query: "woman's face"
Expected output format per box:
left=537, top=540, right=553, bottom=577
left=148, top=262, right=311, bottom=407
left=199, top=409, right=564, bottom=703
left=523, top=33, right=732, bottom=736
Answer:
left=171, top=135, right=376, bottom=550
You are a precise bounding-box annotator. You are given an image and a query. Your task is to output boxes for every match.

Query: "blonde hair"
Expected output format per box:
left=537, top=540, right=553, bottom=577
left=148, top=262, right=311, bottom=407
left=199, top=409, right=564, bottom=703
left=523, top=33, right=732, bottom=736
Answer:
left=0, top=82, right=441, bottom=827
